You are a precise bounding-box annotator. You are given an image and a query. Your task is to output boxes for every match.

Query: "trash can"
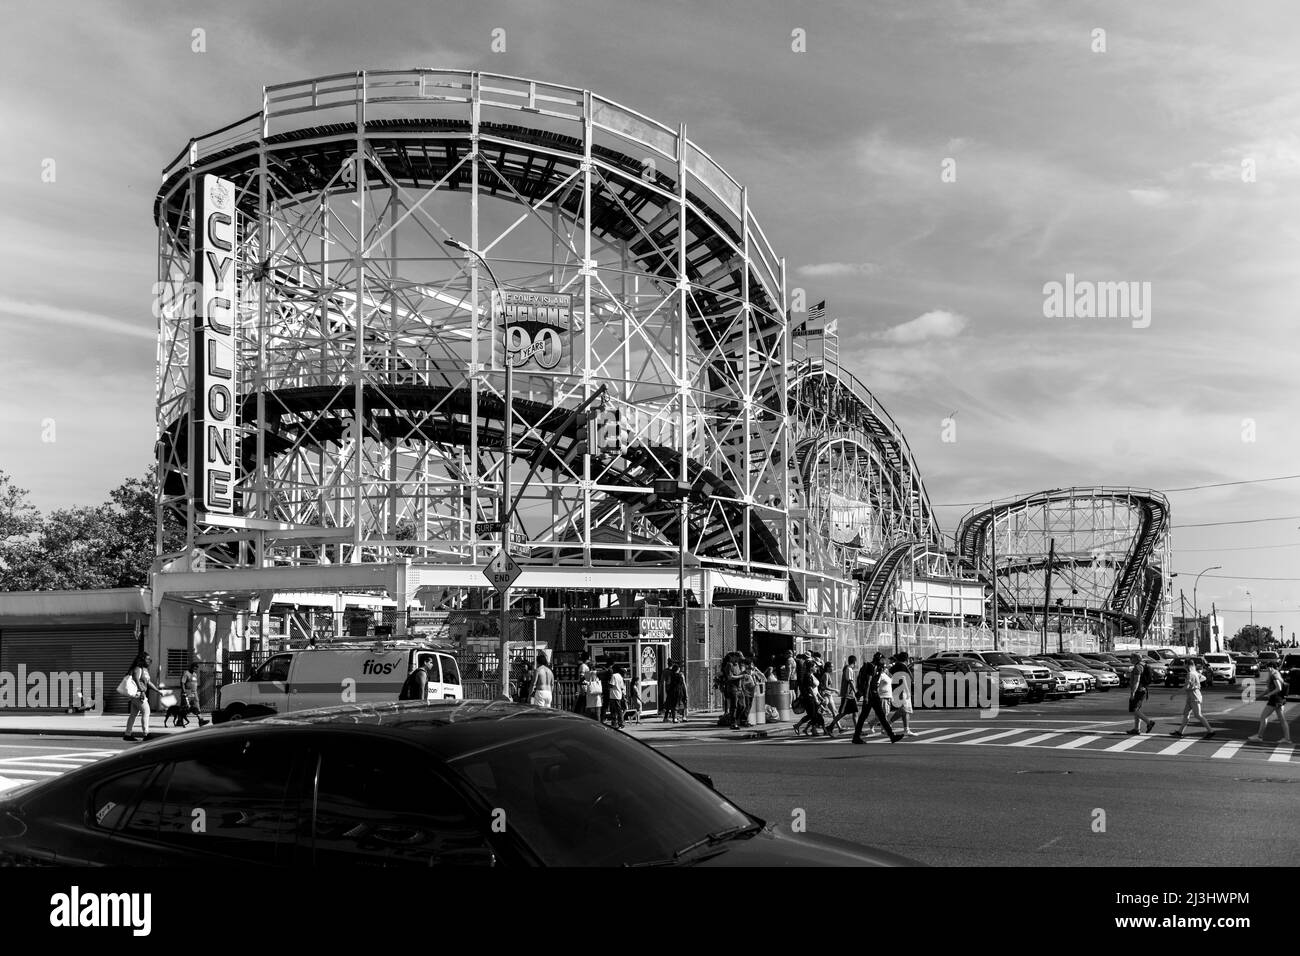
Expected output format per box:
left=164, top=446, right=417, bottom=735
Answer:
left=765, top=677, right=794, bottom=722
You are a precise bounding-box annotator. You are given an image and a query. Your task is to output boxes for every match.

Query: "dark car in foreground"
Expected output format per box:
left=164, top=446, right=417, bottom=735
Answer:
left=1233, top=654, right=1259, bottom=680
left=0, top=701, right=917, bottom=867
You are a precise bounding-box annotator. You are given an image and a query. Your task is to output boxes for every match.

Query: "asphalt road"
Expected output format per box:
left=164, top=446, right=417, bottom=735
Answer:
left=653, top=685, right=1300, bottom=866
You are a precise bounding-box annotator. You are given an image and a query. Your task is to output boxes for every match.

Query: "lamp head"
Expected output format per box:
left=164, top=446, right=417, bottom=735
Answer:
left=443, top=237, right=471, bottom=253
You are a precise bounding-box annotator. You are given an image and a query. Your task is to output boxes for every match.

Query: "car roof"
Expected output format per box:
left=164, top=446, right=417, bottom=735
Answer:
left=120, top=701, right=596, bottom=763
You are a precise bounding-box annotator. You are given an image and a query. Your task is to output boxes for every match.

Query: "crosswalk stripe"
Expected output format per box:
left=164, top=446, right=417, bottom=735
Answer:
left=1267, top=745, right=1294, bottom=763
left=1212, top=742, right=1244, bottom=760
left=1056, top=735, right=1102, bottom=749
left=915, top=728, right=986, bottom=744
left=955, top=729, right=1024, bottom=745
left=1101, top=736, right=1148, bottom=752
left=1, top=761, right=83, bottom=770
left=1157, top=739, right=1198, bottom=756
left=1010, top=732, right=1066, bottom=746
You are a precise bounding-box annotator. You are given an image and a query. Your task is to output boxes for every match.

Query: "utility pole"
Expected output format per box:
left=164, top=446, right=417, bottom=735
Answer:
left=990, top=508, right=999, bottom=651
left=1041, top=538, right=1055, bottom=656
left=1179, top=589, right=1188, bottom=652
left=1211, top=601, right=1219, bottom=653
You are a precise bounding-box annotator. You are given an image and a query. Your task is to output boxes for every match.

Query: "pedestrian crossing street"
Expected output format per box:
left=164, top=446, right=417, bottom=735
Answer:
left=0, top=750, right=115, bottom=790
left=769, top=726, right=1299, bottom=764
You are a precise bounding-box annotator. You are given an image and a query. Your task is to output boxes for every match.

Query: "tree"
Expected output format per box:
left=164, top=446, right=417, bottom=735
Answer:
left=1229, top=624, right=1273, bottom=654
left=0, top=464, right=184, bottom=591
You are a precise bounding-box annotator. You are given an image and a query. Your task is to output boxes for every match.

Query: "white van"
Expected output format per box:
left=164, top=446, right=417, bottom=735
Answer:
left=214, top=644, right=462, bottom=722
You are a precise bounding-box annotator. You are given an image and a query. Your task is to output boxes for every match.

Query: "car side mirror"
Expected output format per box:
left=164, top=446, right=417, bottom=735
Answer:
left=691, top=771, right=716, bottom=790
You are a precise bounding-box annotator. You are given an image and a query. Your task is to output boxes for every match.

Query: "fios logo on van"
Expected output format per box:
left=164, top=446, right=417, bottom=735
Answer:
left=361, top=658, right=400, bottom=675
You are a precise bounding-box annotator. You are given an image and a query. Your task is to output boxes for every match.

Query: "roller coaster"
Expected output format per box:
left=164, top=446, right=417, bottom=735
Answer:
left=153, top=70, right=937, bottom=616
left=954, top=488, right=1172, bottom=640
left=151, top=70, right=1167, bottom=637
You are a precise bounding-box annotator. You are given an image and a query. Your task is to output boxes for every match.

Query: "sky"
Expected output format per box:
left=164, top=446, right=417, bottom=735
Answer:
left=1, top=0, right=1298, bottom=637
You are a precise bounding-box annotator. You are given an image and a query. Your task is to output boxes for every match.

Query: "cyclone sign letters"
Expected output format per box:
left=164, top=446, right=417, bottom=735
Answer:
left=494, top=290, right=571, bottom=372
left=194, top=174, right=239, bottom=514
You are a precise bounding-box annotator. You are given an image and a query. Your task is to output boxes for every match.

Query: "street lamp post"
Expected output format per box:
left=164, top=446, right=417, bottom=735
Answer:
left=445, top=237, right=512, bottom=700
left=1192, top=565, right=1220, bottom=654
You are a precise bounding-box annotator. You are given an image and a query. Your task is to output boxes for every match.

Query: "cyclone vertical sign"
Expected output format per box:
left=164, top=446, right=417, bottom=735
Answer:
left=494, top=290, right=572, bottom=373
left=194, top=175, right=239, bottom=515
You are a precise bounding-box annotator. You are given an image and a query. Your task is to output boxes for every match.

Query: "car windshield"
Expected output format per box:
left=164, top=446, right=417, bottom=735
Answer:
left=1237, top=656, right=1257, bottom=663
left=980, top=653, right=1018, bottom=666
left=446, top=721, right=754, bottom=866
left=1204, top=655, right=1229, bottom=663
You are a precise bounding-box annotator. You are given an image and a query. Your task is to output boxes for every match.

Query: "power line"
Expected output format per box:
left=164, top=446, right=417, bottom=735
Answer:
left=1172, top=572, right=1300, bottom=581
left=1176, top=542, right=1300, bottom=552
left=1176, top=515, right=1300, bottom=528
left=1164, top=474, right=1300, bottom=492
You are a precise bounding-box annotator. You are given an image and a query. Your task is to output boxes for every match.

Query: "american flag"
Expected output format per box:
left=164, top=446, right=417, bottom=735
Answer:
left=792, top=300, right=826, bottom=337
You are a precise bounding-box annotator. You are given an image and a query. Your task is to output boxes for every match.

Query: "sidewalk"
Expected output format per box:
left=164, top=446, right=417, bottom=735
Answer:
left=617, top=711, right=795, bottom=743
left=0, top=713, right=196, bottom=738
left=0, top=709, right=796, bottom=741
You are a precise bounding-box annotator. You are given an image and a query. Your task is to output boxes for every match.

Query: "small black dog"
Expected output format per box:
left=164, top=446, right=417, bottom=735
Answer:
left=162, top=705, right=190, bottom=728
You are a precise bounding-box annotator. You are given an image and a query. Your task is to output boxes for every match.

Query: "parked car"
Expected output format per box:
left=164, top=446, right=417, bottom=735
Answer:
left=1046, top=653, right=1121, bottom=690
left=1202, top=653, right=1235, bottom=684
left=1164, top=656, right=1211, bottom=688
left=0, top=701, right=919, bottom=867
left=916, top=658, right=1002, bottom=708
left=1079, top=653, right=1132, bottom=686
left=1023, top=656, right=1088, bottom=696
left=1281, top=654, right=1300, bottom=698
left=1019, top=658, right=1092, bottom=697
left=996, top=667, right=1030, bottom=705
left=934, top=650, right=1055, bottom=702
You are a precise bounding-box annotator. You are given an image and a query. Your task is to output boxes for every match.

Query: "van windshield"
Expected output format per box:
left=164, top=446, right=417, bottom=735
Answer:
left=252, top=655, right=291, bottom=682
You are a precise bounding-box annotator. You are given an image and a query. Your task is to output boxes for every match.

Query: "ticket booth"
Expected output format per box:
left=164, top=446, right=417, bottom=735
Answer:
left=584, top=616, right=672, bottom=717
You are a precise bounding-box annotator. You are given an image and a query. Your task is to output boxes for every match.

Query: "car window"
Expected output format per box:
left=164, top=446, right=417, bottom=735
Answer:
left=121, top=737, right=297, bottom=863
left=310, top=739, right=491, bottom=866
left=89, top=766, right=157, bottom=832
left=439, top=655, right=461, bottom=686
left=253, top=654, right=292, bottom=682
left=449, top=722, right=752, bottom=867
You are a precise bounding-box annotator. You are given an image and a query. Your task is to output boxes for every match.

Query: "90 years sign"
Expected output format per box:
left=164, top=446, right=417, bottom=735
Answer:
left=493, top=290, right=572, bottom=373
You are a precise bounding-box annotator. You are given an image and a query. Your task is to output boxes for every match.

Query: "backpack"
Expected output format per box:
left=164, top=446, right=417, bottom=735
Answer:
left=1138, top=665, right=1152, bottom=688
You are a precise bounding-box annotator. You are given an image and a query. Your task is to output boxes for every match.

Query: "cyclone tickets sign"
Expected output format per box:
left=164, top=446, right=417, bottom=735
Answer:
left=494, top=290, right=571, bottom=372
left=194, top=174, right=239, bottom=514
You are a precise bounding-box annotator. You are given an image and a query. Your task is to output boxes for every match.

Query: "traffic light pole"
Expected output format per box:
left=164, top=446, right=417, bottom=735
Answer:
left=500, top=351, right=513, bottom=700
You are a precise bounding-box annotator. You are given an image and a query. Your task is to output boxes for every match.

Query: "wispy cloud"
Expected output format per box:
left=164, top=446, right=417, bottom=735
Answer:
left=0, top=298, right=155, bottom=341
left=875, top=309, right=969, bottom=344
left=796, top=261, right=880, bottom=277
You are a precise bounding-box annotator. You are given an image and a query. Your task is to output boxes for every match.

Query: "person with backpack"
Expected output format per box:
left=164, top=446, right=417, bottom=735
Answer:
left=1247, top=660, right=1293, bottom=744
left=1126, top=653, right=1156, bottom=734
left=853, top=653, right=901, bottom=744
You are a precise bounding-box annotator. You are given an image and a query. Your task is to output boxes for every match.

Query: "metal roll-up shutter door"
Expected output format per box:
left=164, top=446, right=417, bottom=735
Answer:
left=0, top=625, right=140, bottom=713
